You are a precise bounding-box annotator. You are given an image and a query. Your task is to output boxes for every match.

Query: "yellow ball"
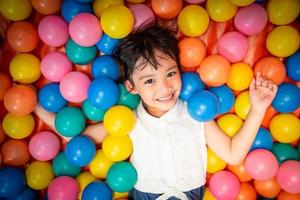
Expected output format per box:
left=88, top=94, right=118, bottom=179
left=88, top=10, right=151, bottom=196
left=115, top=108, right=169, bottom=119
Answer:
left=207, top=148, right=227, bottom=173
left=270, top=113, right=300, bottom=143
left=266, top=25, right=300, bottom=58
left=103, top=105, right=136, bottom=137
left=217, top=113, right=243, bottom=137
left=89, top=150, right=114, bottom=179
left=93, top=0, right=124, bottom=18
left=102, top=135, right=133, bottom=161
left=76, top=171, right=98, bottom=200
left=267, top=0, right=300, bottom=25
left=234, top=91, right=250, bottom=120
left=113, top=191, right=129, bottom=199
left=229, top=0, right=255, bottom=6
left=0, top=0, right=32, bottom=21
left=206, top=0, right=238, bottom=22
left=100, top=5, right=134, bottom=39
left=25, top=161, right=54, bottom=190
left=203, top=188, right=217, bottom=200
left=2, top=113, right=35, bottom=139
left=10, top=53, right=41, bottom=84
left=227, top=62, right=253, bottom=91
left=177, top=5, right=209, bottom=37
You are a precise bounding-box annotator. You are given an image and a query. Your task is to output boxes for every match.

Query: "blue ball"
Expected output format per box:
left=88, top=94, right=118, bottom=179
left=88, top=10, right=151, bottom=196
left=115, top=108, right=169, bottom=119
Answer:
left=75, top=0, right=93, bottom=3
left=7, top=187, right=36, bottom=200
left=87, top=77, right=120, bottom=109
left=38, top=83, right=67, bottom=112
left=285, top=51, right=300, bottom=81
left=61, top=1, right=92, bottom=23
left=66, top=39, right=97, bottom=65
left=91, top=55, right=119, bottom=80
left=209, top=85, right=235, bottom=114
left=250, top=127, right=273, bottom=151
left=82, top=181, right=112, bottom=200
left=272, top=83, right=300, bottom=113
left=96, top=33, right=120, bottom=55
left=180, top=72, right=205, bottom=101
left=0, top=167, right=26, bottom=198
left=65, top=135, right=96, bottom=167
left=187, top=90, right=220, bottom=122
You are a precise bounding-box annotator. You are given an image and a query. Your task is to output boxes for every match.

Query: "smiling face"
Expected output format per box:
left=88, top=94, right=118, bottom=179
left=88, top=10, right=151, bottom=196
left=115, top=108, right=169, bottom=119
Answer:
left=125, top=51, right=182, bottom=117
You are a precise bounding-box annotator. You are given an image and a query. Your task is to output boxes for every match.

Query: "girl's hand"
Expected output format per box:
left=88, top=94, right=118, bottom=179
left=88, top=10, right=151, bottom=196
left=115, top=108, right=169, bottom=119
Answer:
left=249, top=72, right=278, bottom=111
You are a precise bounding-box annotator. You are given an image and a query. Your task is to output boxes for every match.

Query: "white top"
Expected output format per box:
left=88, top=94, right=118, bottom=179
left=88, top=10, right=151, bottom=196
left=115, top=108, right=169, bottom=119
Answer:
left=129, top=100, right=207, bottom=195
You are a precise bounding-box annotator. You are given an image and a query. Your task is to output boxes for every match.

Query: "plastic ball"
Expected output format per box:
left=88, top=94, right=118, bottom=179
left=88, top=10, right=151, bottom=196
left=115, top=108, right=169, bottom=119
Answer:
left=66, top=39, right=98, bottom=65
left=266, top=25, right=300, bottom=58
left=250, top=127, right=273, bottom=151
left=102, top=135, right=133, bottom=162
left=227, top=62, right=253, bottom=91
left=227, top=161, right=252, bottom=182
left=217, top=114, right=243, bottom=137
left=236, top=182, right=257, bottom=200
left=38, top=83, right=68, bottom=113
left=285, top=51, right=300, bottom=81
left=272, top=83, right=300, bottom=113
left=47, top=176, right=79, bottom=200
left=267, top=0, right=300, bottom=25
left=187, top=90, right=220, bottom=122
left=106, top=162, right=137, bottom=193
left=234, top=3, right=268, bottom=36
left=278, top=190, right=300, bottom=200
left=82, top=100, right=106, bottom=122
left=41, top=52, right=73, bottom=82
left=25, top=161, right=54, bottom=190
left=65, top=135, right=96, bottom=167
left=1, top=139, right=30, bottom=166
left=60, top=71, right=91, bottom=103
left=89, top=150, right=114, bottom=179
left=9, top=53, right=41, bottom=84
left=38, top=15, right=69, bottom=47
left=53, top=152, right=81, bottom=177
left=129, top=4, right=155, bottom=32
left=276, top=160, right=300, bottom=194
left=96, top=33, right=120, bottom=55
left=0, top=73, right=12, bottom=101
left=100, top=5, right=134, bottom=39
left=92, top=0, right=124, bottom=17
left=3, top=84, right=37, bottom=116
left=272, top=143, right=300, bottom=164
left=207, top=147, right=227, bottom=173
left=82, top=181, right=112, bottom=200
left=9, top=187, right=36, bottom=200
left=0, top=0, right=32, bottom=21
left=76, top=172, right=97, bottom=200
left=151, top=0, right=183, bottom=19
left=117, top=84, right=140, bottom=110
left=31, top=0, right=62, bottom=15
left=55, top=106, right=86, bottom=137
left=91, top=55, right=119, bottom=80
left=0, top=167, right=26, bottom=198
left=87, top=77, right=120, bottom=109
left=198, top=55, right=231, bottom=87
left=180, top=72, right=206, bottom=101
left=203, top=188, right=217, bottom=200
left=209, top=85, right=235, bottom=114
left=269, top=113, right=300, bottom=143
left=61, top=0, right=93, bottom=23
left=177, top=5, right=209, bottom=37
left=234, top=91, right=250, bottom=120
left=244, top=149, right=279, bottom=180
left=229, top=0, right=255, bottom=6
left=7, top=21, right=39, bottom=52
left=253, top=177, right=281, bottom=198
left=206, top=0, right=238, bottom=22
left=217, top=31, right=248, bottom=63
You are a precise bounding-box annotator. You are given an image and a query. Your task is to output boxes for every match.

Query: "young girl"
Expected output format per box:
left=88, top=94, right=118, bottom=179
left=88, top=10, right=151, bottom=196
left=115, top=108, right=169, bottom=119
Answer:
left=35, top=25, right=277, bottom=200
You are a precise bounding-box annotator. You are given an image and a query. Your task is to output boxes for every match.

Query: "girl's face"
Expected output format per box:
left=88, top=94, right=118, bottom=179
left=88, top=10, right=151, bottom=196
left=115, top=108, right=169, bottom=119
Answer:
left=125, top=52, right=182, bottom=117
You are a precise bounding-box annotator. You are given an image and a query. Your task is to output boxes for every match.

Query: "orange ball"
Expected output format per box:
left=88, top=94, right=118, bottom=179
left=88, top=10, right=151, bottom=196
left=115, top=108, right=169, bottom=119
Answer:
left=253, top=177, right=281, bottom=198
left=236, top=182, right=257, bottom=200
left=0, top=122, right=6, bottom=144
left=179, top=37, right=206, bottom=68
left=1, top=139, right=30, bottom=166
left=151, top=0, right=183, bottom=19
left=7, top=21, right=39, bottom=52
left=277, top=190, right=300, bottom=200
left=31, top=0, right=62, bottom=15
left=3, top=84, right=37, bottom=116
left=254, top=56, right=286, bottom=85
left=198, top=55, right=231, bottom=87
left=227, top=162, right=252, bottom=182
left=0, top=72, right=12, bottom=100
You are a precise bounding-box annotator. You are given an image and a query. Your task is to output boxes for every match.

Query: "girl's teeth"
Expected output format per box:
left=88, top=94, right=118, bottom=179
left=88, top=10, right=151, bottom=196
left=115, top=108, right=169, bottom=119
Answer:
left=158, top=94, right=172, bottom=101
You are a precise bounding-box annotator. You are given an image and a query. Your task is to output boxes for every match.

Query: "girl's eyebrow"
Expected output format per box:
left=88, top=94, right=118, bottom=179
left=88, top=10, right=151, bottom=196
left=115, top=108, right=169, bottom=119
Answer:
left=138, top=65, right=178, bottom=81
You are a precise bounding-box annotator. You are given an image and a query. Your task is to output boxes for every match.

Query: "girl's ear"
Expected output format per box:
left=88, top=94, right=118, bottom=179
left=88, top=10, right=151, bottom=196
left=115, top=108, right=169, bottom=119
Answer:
left=124, top=80, right=138, bottom=94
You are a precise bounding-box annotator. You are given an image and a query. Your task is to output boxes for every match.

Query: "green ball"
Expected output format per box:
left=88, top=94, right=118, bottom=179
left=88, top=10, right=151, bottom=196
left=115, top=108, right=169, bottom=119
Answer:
left=52, top=152, right=81, bottom=177
left=117, top=84, right=140, bottom=110
left=82, top=99, right=107, bottom=122
left=55, top=106, right=86, bottom=137
left=271, top=143, right=300, bottom=163
left=106, top=161, right=137, bottom=192
left=66, top=39, right=97, bottom=65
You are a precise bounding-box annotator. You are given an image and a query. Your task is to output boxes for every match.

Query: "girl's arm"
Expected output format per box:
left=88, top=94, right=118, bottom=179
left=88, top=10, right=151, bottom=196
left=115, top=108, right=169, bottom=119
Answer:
left=204, top=73, right=278, bottom=165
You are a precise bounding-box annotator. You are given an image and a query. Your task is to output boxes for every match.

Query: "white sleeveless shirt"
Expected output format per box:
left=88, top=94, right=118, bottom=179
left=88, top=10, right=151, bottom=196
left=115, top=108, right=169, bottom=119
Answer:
left=129, top=100, right=207, bottom=194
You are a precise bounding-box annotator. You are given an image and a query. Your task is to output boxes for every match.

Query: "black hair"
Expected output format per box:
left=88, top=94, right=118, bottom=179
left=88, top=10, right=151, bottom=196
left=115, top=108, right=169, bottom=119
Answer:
left=113, top=25, right=180, bottom=84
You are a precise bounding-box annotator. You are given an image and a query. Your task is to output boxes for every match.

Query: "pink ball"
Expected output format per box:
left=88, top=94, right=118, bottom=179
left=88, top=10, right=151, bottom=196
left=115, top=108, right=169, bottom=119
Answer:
left=59, top=71, right=91, bottom=103
left=38, top=15, right=69, bottom=47
left=234, top=4, right=268, bottom=36
left=277, top=160, right=300, bottom=194
left=209, top=170, right=240, bottom=200
left=29, top=131, right=60, bottom=161
left=41, top=52, right=73, bottom=82
left=245, top=149, right=279, bottom=180
left=48, top=176, right=79, bottom=200
left=217, top=31, right=248, bottom=63
left=129, top=4, right=155, bottom=32
left=69, top=13, right=102, bottom=47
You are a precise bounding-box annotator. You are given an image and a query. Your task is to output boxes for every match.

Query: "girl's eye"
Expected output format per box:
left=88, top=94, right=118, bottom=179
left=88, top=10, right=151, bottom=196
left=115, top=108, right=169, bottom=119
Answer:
left=144, top=79, right=154, bottom=85
left=167, top=71, right=177, bottom=77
